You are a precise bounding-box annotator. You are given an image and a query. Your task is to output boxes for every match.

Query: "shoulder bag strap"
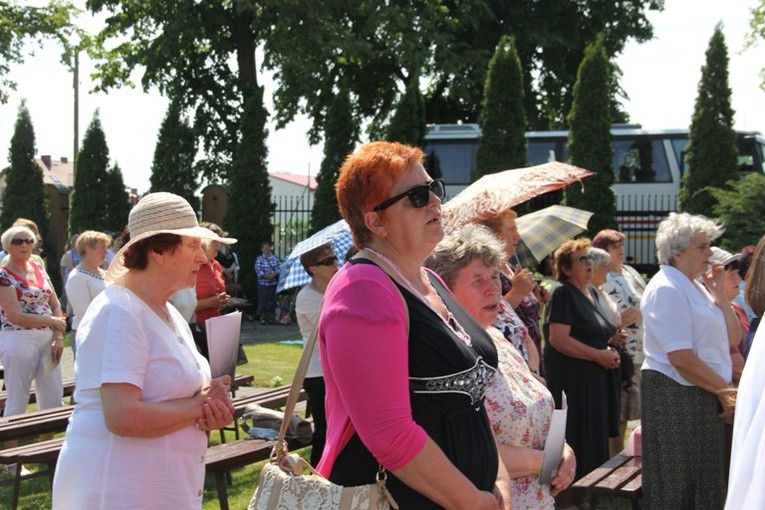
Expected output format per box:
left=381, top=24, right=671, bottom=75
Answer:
left=274, top=249, right=409, bottom=450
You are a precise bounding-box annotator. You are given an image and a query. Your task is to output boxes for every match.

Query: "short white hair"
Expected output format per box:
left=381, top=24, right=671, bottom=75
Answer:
left=655, top=212, right=723, bottom=265
left=1, top=226, right=37, bottom=252
left=589, top=247, right=611, bottom=267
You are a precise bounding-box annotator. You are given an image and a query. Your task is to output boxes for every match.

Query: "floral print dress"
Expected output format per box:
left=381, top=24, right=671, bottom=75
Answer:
left=484, top=328, right=556, bottom=509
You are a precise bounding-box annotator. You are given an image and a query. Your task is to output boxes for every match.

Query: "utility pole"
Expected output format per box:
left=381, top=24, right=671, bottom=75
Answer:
left=73, top=48, right=79, bottom=180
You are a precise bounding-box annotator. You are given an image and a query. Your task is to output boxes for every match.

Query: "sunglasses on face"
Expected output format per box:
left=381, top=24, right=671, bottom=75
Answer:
left=10, top=238, right=34, bottom=246
left=576, top=254, right=594, bottom=265
left=373, top=179, right=445, bottom=212
left=313, top=256, right=338, bottom=267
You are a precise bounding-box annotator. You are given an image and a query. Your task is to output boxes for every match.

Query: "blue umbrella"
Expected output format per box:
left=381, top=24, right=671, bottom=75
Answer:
left=276, top=220, right=354, bottom=292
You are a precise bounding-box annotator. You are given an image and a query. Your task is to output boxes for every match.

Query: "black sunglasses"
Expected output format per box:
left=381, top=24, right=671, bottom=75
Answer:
left=576, top=254, right=594, bottom=265
left=373, top=179, right=445, bottom=211
left=313, top=256, right=338, bottom=267
left=10, top=238, right=35, bottom=246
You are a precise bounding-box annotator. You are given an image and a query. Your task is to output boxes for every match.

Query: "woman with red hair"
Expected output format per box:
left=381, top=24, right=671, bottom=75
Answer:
left=318, top=141, right=509, bottom=509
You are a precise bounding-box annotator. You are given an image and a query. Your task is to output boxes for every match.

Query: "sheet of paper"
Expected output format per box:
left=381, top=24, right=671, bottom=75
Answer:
left=205, top=311, right=243, bottom=379
left=538, top=391, right=568, bottom=484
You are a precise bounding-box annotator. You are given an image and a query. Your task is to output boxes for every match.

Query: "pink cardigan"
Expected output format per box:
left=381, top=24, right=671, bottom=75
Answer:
left=316, top=263, right=428, bottom=475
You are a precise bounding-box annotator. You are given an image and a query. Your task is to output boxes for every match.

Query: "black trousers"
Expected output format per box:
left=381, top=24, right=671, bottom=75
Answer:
left=302, top=376, right=327, bottom=465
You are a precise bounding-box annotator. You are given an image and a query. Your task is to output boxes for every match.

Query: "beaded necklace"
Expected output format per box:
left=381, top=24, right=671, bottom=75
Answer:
left=75, top=265, right=105, bottom=280
left=364, top=248, right=472, bottom=346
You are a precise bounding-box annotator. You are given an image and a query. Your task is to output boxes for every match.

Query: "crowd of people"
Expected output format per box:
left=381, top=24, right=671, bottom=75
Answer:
left=2, top=139, right=765, bottom=509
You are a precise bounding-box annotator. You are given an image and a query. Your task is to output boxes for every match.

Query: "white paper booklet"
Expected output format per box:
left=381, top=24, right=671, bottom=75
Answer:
left=206, top=311, right=243, bottom=379
left=538, top=391, right=568, bottom=484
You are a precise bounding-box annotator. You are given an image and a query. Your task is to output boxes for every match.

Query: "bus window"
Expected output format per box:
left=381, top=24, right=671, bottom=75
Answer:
left=528, top=140, right=558, bottom=165
left=612, top=138, right=671, bottom=183
left=671, top=138, right=690, bottom=174
left=425, top=141, right=477, bottom=184
left=736, top=137, right=758, bottom=174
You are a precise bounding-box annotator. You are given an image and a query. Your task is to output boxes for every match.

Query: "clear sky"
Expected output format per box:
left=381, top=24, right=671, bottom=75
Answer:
left=0, top=0, right=763, bottom=194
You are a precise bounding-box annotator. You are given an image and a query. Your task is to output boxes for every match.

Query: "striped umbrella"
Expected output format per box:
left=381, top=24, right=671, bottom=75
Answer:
left=516, top=205, right=594, bottom=263
left=276, top=220, right=354, bottom=292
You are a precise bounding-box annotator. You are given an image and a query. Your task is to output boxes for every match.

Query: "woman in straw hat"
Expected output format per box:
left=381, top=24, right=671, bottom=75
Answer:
left=52, top=192, right=237, bottom=509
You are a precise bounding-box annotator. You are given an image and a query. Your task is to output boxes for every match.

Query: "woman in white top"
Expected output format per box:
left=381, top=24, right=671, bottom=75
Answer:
left=641, top=212, right=738, bottom=510
left=52, top=193, right=237, bottom=509
left=725, top=233, right=765, bottom=509
left=295, top=241, right=339, bottom=465
left=65, top=230, right=111, bottom=359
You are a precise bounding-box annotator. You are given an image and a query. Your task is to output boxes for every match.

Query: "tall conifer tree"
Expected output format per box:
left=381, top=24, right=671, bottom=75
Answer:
left=226, top=86, right=272, bottom=296
left=1, top=101, right=49, bottom=247
left=149, top=102, right=199, bottom=212
left=70, top=112, right=110, bottom=234
left=474, top=36, right=527, bottom=181
left=565, top=35, right=617, bottom=234
left=104, top=162, right=130, bottom=232
left=311, top=86, right=356, bottom=232
left=679, top=24, right=738, bottom=216
left=386, top=77, right=426, bottom=148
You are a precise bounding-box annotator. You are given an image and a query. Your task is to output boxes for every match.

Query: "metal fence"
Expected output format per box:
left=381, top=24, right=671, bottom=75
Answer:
left=269, top=192, right=680, bottom=274
left=616, top=193, right=678, bottom=274
left=270, top=195, right=314, bottom=260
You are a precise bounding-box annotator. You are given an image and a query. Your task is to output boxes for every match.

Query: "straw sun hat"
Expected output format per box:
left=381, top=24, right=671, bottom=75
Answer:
left=106, top=192, right=236, bottom=282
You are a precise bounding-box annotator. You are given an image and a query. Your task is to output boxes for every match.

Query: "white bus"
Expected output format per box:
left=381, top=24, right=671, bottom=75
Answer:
left=425, top=123, right=765, bottom=271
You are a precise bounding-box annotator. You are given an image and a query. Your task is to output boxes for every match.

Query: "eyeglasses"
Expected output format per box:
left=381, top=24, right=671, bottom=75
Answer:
left=313, top=256, right=338, bottom=267
left=10, top=238, right=34, bottom=246
left=576, top=254, right=594, bottom=265
left=372, top=179, right=445, bottom=211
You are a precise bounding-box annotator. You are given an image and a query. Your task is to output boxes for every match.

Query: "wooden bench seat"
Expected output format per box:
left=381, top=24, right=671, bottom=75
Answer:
left=0, top=438, right=65, bottom=509
left=0, top=381, right=300, bottom=508
left=0, top=374, right=256, bottom=444
left=572, top=453, right=642, bottom=509
left=0, top=379, right=76, bottom=411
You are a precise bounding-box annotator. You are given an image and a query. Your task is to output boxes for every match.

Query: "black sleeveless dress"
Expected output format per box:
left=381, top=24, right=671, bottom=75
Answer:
left=329, top=266, right=499, bottom=509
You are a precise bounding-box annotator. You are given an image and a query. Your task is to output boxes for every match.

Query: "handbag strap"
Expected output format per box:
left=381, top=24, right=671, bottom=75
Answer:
left=272, top=248, right=409, bottom=456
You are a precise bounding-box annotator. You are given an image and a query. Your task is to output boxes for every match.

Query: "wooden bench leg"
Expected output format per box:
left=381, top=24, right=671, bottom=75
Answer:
left=11, top=463, right=22, bottom=510
left=215, top=471, right=230, bottom=510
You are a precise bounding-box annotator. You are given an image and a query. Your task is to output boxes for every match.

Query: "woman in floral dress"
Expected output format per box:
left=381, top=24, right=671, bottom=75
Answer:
left=427, top=224, right=576, bottom=509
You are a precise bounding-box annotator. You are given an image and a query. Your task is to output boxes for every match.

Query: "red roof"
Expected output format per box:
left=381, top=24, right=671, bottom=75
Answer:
left=269, top=172, right=317, bottom=192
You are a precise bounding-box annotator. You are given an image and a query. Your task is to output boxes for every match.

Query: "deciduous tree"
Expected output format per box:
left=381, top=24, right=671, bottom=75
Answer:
left=679, top=24, right=738, bottom=216
left=69, top=111, right=110, bottom=234
left=565, top=35, right=617, bottom=234
left=0, top=1, right=76, bottom=103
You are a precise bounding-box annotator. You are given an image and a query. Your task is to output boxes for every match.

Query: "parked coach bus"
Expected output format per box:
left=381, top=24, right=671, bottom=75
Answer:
left=425, top=123, right=765, bottom=272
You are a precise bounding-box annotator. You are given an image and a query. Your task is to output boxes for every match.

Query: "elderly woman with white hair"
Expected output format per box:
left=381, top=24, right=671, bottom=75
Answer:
left=641, top=212, right=739, bottom=510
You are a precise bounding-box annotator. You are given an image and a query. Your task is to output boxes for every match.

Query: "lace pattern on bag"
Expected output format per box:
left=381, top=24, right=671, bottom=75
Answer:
left=409, top=357, right=496, bottom=406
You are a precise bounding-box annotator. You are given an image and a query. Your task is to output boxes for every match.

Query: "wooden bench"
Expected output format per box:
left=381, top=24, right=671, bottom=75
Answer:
left=0, top=375, right=256, bottom=445
left=0, top=382, right=302, bottom=507
left=0, top=438, right=65, bottom=509
left=572, top=453, right=642, bottom=510
left=0, top=379, right=76, bottom=411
